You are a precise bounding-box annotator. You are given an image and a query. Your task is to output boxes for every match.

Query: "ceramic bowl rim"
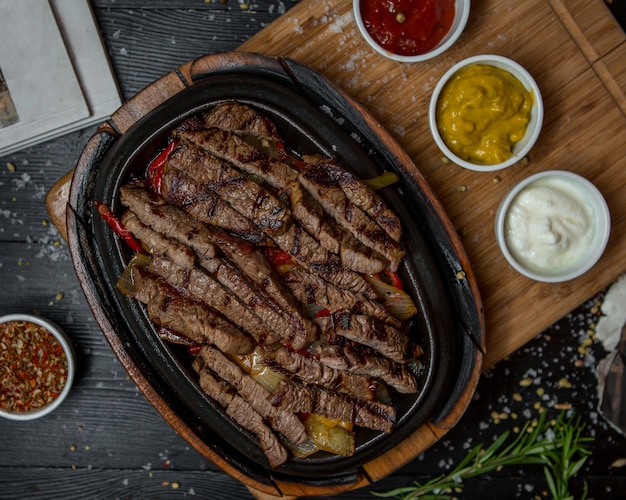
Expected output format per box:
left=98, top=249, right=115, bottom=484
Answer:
left=494, top=170, right=611, bottom=283
left=0, top=313, right=75, bottom=421
left=353, top=0, right=471, bottom=62
left=429, top=54, right=544, bottom=172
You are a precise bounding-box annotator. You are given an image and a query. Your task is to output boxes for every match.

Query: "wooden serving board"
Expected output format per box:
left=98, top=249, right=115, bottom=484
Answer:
left=48, top=0, right=626, bottom=369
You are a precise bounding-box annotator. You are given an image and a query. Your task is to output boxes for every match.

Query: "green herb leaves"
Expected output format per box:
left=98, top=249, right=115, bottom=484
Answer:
left=372, top=411, right=592, bottom=500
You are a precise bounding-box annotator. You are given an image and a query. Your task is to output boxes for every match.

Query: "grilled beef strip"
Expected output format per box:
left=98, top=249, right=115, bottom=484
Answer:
left=167, top=141, right=291, bottom=235
left=193, top=358, right=288, bottom=468
left=148, top=256, right=282, bottom=346
left=121, top=211, right=196, bottom=269
left=120, top=182, right=304, bottom=328
left=272, top=223, right=378, bottom=299
left=322, top=311, right=423, bottom=364
left=123, top=264, right=256, bottom=354
left=317, top=343, right=418, bottom=394
left=287, top=181, right=389, bottom=274
left=161, top=165, right=269, bottom=245
left=207, top=229, right=318, bottom=324
left=119, top=182, right=217, bottom=259
left=303, top=154, right=402, bottom=243
left=196, top=254, right=317, bottom=349
left=201, top=101, right=283, bottom=142
left=270, top=380, right=396, bottom=433
left=283, top=267, right=402, bottom=328
left=174, top=127, right=298, bottom=191
left=298, top=166, right=405, bottom=271
left=199, top=346, right=307, bottom=445
left=263, top=347, right=376, bottom=401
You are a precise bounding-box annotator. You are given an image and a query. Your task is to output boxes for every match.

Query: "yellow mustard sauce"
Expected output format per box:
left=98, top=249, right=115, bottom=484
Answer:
left=436, top=64, right=534, bottom=165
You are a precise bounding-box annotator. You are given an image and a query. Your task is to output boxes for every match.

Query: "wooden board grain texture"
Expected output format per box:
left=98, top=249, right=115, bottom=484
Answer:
left=234, top=0, right=626, bottom=370
left=47, top=0, right=626, bottom=370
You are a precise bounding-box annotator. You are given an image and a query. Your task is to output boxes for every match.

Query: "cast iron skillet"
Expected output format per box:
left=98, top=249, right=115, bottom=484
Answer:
left=67, top=52, right=484, bottom=492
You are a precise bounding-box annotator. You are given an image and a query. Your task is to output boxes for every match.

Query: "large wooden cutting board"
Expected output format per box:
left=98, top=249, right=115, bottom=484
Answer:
left=48, top=0, right=626, bottom=370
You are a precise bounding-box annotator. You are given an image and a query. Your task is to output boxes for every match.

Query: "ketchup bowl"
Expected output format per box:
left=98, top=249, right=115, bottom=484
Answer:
left=353, top=0, right=470, bottom=62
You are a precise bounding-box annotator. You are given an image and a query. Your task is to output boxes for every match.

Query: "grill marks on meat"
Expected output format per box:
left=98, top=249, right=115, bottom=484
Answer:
left=318, top=344, right=418, bottom=394
left=287, top=181, right=388, bottom=274
left=283, top=267, right=401, bottom=328
left=175, top=127, right=298, bottom=191
left=327, top=311, right=423, bottom=364
left=201, top=102, right=283, bottom=142
left=193, top=358, right=288, bottom=468
left=121, top=211, right=196, bottom=269
left=167, top=141, right=291, bottom=234
left=263, top=347, right=376, bottom=401
left=119, top=182, right=217, bottom=259
left=199, top=346, right=307, bottom=446
left=148, top=256, right=281, bottom=346
left=303, top=154, right=402, bottom=243
left=270, top=380, right=396, bottom=433
left=272, top=224, right=377, bottom=299
left=125, top=264, right=255, bottom=354
left=298, top=166, right=405, bottom=271
left=161, top=165, right=268, bottom=245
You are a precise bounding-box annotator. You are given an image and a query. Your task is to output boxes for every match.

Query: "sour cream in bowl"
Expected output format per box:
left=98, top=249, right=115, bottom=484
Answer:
left=495, top=171, right=610, bottom=282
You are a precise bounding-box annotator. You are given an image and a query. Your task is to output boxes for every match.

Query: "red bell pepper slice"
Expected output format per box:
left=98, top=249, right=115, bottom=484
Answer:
left=94, top=200, right=144, bottom=254
left=383, top=268, right=404, bottom=290
left=146, top=139, right=178, bottom=194
left=264, top=247, right=296, bottom=267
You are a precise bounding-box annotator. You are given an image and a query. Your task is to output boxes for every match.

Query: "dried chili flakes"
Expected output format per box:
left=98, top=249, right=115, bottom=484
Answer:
left=0, top=320, right=68, bottom=413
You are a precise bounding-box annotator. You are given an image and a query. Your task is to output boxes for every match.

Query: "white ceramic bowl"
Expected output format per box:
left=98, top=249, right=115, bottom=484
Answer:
left=429, top=54, right=544, bottom=172
left=0, top=314, right=75, bottom=420
left=495, top=171, right=611, bottom=283
left=353, top=0, right=470, bottom=63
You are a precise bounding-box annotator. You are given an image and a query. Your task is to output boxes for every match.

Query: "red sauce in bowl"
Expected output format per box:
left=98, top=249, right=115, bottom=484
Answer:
left=360, top=0, right=456, bottom=56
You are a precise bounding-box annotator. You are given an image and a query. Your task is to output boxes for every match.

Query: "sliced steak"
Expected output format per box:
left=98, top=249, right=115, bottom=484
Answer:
left=198, top=255, right=318, bottom=349
left=272, top=223, right=377, bottom=299
left=270, top=380, right=396, bottom=433
left=201, top=101, right=283, bottom=142
left=148, top=256, right=282, bottom=346
left=199, top=346, right=307, bottom=445
left=175, top=127, right=298, bottom=191
left=121, top=210, right=196, bottom=269
left=283, top=267, right=401, bottom=328
left=208, top=230, right=319, bottom=344
left=193, top=358, right=288, bottom=468
left=161, top=165, right=268, bottom=245
left=123, top=264, right=255, bottom=354
left=263, top=347, right=376, bottom=401
left=287, top=181, right=388, bottom=274
left=119, top=182, right=217, bottom=259
left=318, top=344, right=418, bottom=394
left=329, top=311, right=423, bottom=364
left=303, top=154, right=402, bottom=242
left=167, top=141, right=291, bottom=234
left=298, top=166, right=405, bottom=271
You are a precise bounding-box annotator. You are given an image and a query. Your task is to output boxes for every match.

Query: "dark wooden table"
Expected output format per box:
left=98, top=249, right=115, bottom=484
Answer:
left=1, top=1, right=625, bottom=498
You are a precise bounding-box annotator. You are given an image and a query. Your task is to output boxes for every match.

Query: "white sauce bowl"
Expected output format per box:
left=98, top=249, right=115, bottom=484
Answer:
left=0, top=314, right=76, bottom=421
left=353, top=0, right=470, bottom=63
left=495, top=171, right=611, bottom=283
left=429, top=54, right=543, bottom=172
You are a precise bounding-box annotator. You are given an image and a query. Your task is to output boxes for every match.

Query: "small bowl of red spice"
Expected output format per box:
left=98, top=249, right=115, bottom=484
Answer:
left=353, top=0, right=470, bottom=62
left=0, top=314, right=75, bottom=420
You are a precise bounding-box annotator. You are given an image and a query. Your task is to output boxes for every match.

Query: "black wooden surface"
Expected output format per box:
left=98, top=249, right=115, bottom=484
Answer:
left=1, top=1, right=626, bottom=498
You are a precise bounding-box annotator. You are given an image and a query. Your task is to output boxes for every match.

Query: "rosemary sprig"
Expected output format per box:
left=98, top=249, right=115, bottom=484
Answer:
left=372, top=411, right=593, bottom=500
